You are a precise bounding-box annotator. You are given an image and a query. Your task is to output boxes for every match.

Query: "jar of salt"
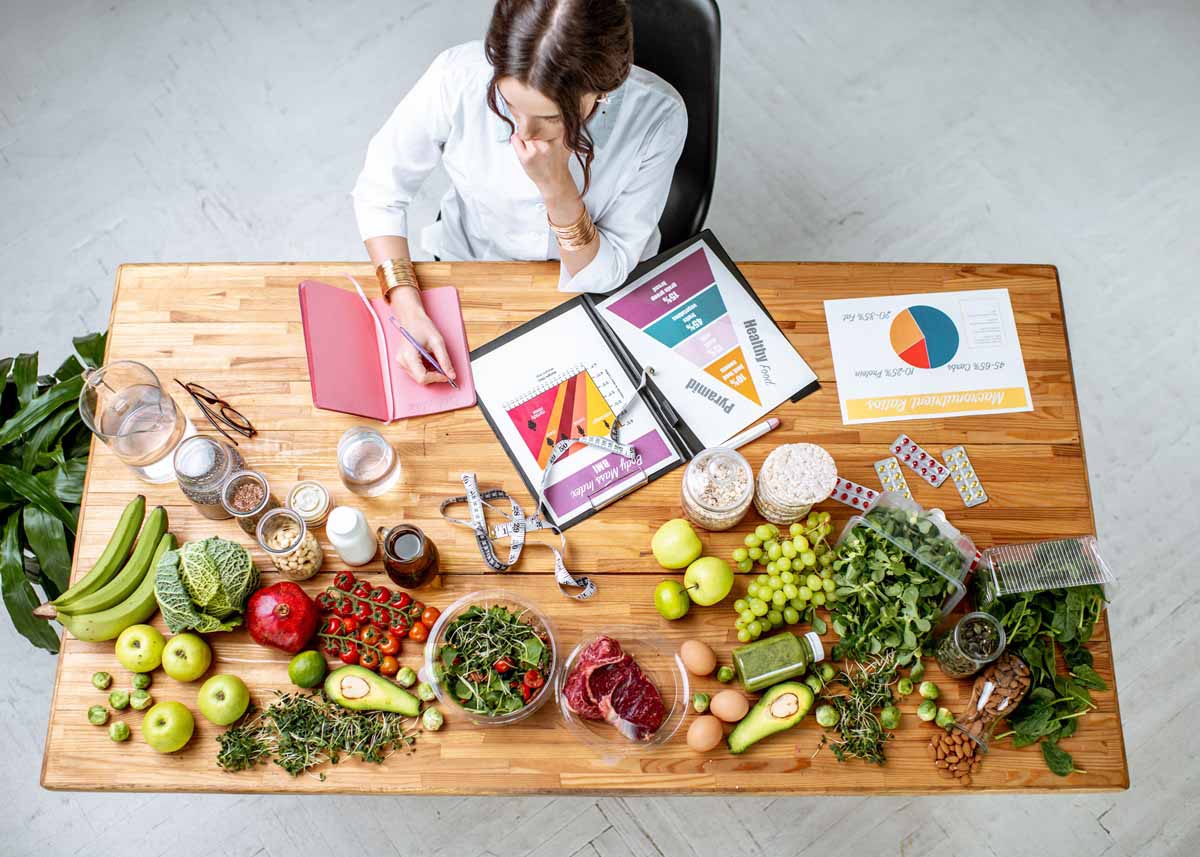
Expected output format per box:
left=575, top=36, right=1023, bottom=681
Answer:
left=681, top=447, right=753, bottom=531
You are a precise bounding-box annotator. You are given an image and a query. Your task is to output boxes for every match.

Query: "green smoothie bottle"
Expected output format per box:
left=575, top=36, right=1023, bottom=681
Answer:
left=732, top=631, right=825, bottom=692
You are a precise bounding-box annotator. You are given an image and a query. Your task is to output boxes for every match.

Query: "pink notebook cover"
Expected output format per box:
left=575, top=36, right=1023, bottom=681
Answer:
left=297, top=279, right=476, bottom=422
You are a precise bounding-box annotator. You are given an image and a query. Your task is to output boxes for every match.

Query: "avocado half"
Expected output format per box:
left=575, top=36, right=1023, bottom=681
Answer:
left=727, top=681, right=815, bottom=754
left=324, top=665, right=421, bottom=716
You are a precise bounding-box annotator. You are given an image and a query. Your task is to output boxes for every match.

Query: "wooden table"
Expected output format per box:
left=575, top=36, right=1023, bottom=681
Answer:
left=41, top=261, right=1129, bottom=794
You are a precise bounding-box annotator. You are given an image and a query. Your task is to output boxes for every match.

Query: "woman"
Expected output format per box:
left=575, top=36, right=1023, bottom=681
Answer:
left=353, top=0, right=687, bottom=384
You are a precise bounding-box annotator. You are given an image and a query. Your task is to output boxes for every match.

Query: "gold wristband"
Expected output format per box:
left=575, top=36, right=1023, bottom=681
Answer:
left=375, top=258, right=419, bottom=298
left=549, top=209, right=597, bottom=251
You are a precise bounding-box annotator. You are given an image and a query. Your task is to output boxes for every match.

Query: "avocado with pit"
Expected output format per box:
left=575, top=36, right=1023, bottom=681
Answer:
left=727, top=681, right=815, bottom=754
left=324, top=665, right=421, bottom=716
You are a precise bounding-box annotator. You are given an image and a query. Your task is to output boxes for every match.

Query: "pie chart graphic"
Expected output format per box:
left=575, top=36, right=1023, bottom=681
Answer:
left=890, top=305, right=959, bottom=369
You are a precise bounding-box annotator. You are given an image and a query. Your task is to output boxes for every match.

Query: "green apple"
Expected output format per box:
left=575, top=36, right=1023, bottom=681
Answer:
left=654, top=579, right=691, bottom=620
left=197, top=674, right=250, bottom=726
left=684, top=556, right=734, bottom=606
left=161, top=632, right=212, bottom=683
left=114, top=624, right=165, bottom=673
left=140, top=701, right=195, bottom=753
left=651, top=519, right=703, bottom=569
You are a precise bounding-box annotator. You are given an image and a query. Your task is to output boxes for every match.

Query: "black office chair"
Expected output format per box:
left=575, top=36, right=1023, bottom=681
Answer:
left=631, top=0, right=721, bottom=250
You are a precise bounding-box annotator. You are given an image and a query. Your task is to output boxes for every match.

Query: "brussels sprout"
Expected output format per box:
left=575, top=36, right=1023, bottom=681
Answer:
left=804, top=674, right=824, bottom=695
left=421, top=708, right=444, bottom=731
left=897, top=677, right=914, bottom=696
left=879, top=705, right=901, bottom=730
left=916, top=699, right=938, bottom=722
left=108, top=690, right=130, bottom=710
left=918, top=680, right=940, bottom=700
left=91, top=671, right=113, bottom=691
left=130, top=689, right=153, bottom=710
left=815, top=704, right=840, bottom=728
left=416, top=682, right=436, bottom=702
left=819, top=662, right=836, bottom=682
left=108, top=721, right=131, bottom=742
left=716, top=666, right=735, bottom=684
left=87, top=705, right=109, bottom=726
left=396, top=667, right=418, bottom=688
left=935, top=707, right=956, bottom=729
left=132, top=673, right=152, bottom=691
left=692, top=692, right=711, bottom=714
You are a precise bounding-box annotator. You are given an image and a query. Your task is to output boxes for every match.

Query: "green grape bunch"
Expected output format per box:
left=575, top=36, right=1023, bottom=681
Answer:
left=729, top=513, right=836, bottom=643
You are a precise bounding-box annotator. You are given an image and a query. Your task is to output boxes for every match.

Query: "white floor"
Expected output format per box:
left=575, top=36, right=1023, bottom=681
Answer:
left=2, top=1, right=1198, bottom=855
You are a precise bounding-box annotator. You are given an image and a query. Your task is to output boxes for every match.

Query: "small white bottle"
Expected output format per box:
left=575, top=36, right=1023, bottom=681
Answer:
left=326, top=506, right=377, bottom=566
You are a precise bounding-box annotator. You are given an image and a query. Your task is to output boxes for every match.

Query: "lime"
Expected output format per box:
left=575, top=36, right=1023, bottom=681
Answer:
left=288, top=651, right=328, bottom=688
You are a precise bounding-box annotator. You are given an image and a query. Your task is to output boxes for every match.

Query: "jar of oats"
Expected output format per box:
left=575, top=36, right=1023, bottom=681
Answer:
left=256, top=508, right=323, bottom=580
left=753, top=443, right=838, bottom=525
left=681, top=447, right=753, bottom=531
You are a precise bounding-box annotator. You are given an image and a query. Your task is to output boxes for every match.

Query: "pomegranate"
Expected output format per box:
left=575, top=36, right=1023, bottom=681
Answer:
left=246, top=582, right=319, bottom=653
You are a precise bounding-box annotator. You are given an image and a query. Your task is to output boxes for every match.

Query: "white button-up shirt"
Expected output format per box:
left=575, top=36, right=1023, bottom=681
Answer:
left=352, top=41, right=687, bottom=293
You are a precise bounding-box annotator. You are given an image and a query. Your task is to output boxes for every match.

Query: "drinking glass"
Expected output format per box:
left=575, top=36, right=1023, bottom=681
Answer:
left=78, top=361, right=194, bottom=483
left=337, top=427, right=401, bottom=496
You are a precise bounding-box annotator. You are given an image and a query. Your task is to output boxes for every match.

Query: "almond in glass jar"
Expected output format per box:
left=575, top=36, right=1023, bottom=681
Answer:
left=256, top=508, right=323, bottom=580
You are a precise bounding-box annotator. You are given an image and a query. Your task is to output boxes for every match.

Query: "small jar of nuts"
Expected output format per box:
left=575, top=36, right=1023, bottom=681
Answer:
left=681, top=447, right=753, bottom=531
left=256, top=508, right=323, bottom=580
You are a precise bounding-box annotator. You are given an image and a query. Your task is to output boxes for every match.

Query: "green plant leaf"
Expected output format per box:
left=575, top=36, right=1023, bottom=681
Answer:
left=37, top=457, right=87, bottom=505
left=0, top=464, right=76, bottom=532
left=20, top=402, right=79, bottom=472
left=73, top=332, right=107, bottom=368
left=12, top=353, right=39, bottom=407
left=0, top=373, right=84, bottom=447
left=52, top=354, right=84, bottom=384
left=22, top=506, right=72, bottom=594
left=1041, top=739, right=1078, bottom=776
left=0, top=513, right=61, bottom=653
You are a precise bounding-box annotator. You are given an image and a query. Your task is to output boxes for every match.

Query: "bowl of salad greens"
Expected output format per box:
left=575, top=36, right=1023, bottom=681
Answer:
left=424, top=590, right=557, bottom=725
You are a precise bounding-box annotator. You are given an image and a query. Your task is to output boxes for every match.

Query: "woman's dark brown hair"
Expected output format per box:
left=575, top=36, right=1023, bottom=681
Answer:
left=485, top=0, right=633, bottom=194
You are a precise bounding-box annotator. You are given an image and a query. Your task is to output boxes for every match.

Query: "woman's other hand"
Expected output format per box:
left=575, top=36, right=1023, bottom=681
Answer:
left=388, top=287, right=456, bottom=385
left=511, top=133, right=574, bottom=195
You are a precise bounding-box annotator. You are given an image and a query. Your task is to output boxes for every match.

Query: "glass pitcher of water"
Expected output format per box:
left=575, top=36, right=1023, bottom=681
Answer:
left=78, top=361, right=195, bottom=483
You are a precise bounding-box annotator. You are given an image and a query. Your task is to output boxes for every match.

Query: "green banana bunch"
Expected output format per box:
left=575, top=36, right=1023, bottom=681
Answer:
left=57, top=533, right=176, bottom=642
left=52, top=495, right=145, bottom=610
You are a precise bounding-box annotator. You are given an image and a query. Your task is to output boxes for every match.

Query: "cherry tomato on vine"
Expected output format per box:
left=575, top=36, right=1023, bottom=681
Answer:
left=389, top=615, right=411, bottom=637
left=378, top=631, right=401, bottom=656
left=353, top=600, right=372, bottom=623
left=352, top=581, right=372, bottom=599
left=359, top=626, right=384, bottom=648
left=323, top=617, right=342, bottom=635
left=412, top=601, right=425, bottom=616
left=389, top=591, right=412, bottom=610
left=369, top=586, right=391, bottom=604
left=333, top=571, right=356, bottom=591
left=421, top=607, right=441, bottom=627
left=358, top=648, right=381, bottom=670
left=341, top=617, right=359, bottom=635
left=379, top=655, right=399, bottom=676
left=339, top=641, right=359, bottom=665
left=335, top=598, right=354, bottom=618
left=408, top=622, right=429, bottom=643
left=321, top=639, right=340, bottom=657
left=373, top=606, right=392, bottom=627
left=316, top=591, right=337, bottom=610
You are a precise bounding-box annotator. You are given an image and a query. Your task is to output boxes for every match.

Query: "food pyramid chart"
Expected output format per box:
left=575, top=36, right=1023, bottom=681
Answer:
left=606, top=248, right=761, bottom=405
left=889, top=305, right=960, bottom=369
left=506, top=369, right=616, bottom=468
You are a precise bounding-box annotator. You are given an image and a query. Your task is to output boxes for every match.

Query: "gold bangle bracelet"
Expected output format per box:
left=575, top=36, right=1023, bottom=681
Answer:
left=549, top=209, right=597, bottom=251
left=375, top=258, right=419, bottom=298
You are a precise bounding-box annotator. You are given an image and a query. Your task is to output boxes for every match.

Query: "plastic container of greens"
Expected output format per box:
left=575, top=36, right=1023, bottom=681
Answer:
left=423, top=590, right=557, bottom=726
left=974, top=535, right=1117, bottom=605
left=835, top=493, right=974, bottom=616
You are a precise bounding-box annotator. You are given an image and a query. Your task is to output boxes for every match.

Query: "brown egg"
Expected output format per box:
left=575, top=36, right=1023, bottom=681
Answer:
left=679, top=639, right=716, bottom=676
left=710, top=689, right=750, bottom=722
left=687, top=715, right=724, bottom=752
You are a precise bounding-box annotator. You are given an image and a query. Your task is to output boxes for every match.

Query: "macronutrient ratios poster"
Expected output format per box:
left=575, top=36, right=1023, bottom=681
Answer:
left=823, top=288, right=1033, bottom=424
left=596, top=243, right=817, bottom=448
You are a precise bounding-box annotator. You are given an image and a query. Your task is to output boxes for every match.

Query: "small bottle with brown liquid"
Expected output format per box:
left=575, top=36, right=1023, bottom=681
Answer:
left=377, top=524, right=439, bottom=589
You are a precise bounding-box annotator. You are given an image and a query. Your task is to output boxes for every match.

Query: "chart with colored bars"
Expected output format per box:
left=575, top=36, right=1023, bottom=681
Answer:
left=604, top=249, right=761, bottom=406
left=889, top=305, right=960, bottom=369
left=504, top=365, right=619, bottom=469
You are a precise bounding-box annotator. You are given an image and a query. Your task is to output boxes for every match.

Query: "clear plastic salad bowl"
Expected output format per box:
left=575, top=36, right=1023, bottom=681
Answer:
left=422, top=589, right=557, bottom=726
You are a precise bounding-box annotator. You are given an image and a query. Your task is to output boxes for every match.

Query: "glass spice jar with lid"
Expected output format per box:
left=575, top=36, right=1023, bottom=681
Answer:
left=256, top=507, right=324, bottom=581
left=934, top=611, right=1007, bottom=678
left=173, top=436, right=244, bottom=520
left=287, top=480, right=331, bottom=528
left=221, top=470, right=280, bottom=536
left=680, top=447, right=753, bottom=531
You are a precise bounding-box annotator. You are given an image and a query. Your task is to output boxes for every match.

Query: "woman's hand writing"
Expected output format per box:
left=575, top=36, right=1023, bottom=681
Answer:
left=388, top=287, right=457, bottom=385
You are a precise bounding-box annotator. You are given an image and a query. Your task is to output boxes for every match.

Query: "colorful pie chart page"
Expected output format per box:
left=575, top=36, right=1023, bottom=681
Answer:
left=890, top=305, right=960, bottom=369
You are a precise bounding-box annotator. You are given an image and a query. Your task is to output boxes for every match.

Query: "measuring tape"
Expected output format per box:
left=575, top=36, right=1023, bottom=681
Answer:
left=441, top=473, right=597, bottom=600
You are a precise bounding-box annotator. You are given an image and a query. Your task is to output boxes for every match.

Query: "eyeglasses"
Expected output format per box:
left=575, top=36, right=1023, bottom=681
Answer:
left=174, top=380, right=257, bottom=445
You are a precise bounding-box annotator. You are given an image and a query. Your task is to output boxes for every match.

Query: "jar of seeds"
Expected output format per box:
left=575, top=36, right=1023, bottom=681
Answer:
left=256, top=508, right=323, bottom=580
left=221, top=470, right=280, bottom=536
left=173, top=436, right=244, bottom=520
left=935, top=611, right=1006, bottom=678
left=753, top=443, right=838, bottom=525
left=681, top=447, right=753, bottom=531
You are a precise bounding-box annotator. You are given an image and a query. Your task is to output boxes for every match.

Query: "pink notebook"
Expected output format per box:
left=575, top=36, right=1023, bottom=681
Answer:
left=297, top=278, right=476, bottom=422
